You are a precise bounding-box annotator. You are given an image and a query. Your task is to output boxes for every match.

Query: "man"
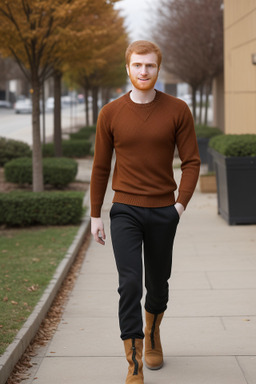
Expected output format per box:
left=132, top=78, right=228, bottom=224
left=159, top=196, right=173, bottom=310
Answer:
left=90, top=40, right=200, bottom=384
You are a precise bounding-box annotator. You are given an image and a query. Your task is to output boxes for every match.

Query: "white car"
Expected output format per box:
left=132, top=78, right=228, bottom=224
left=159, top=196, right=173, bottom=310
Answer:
left=0, top=100, right=12, bottom=109
left=46, top=97, right=54, bottom=111
left=14, top=98, right=32, bottom=114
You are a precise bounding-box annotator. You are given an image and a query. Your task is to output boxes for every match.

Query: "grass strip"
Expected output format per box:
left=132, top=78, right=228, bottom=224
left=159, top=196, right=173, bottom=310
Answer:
left=0, top=225, right=79, bottom=356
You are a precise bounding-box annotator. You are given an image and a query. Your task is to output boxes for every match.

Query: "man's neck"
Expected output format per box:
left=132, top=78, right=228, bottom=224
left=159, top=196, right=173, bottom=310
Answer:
left=130, top=88, right=156, bottom=104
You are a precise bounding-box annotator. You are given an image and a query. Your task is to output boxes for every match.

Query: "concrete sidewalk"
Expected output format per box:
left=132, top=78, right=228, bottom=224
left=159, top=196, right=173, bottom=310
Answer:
left=24, top=168, right=256, bottom=384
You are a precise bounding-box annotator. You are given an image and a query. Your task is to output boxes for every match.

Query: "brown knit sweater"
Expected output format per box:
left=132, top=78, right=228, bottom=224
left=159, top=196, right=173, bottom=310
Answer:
left=90, top=90, right=200, bottom=217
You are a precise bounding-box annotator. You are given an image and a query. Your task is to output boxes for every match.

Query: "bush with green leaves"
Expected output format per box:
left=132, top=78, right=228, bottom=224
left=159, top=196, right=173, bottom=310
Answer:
left=69, top=125, right=96, bottom=140
left=209, top=134, right=256, bottom=157
left=4, top=157, right=78, bottom=187
left=0, top=191, right=84, bottom=226
left=42, top=140, right=91, bottom=158
left=195, top=125, right=223, bottom=139
left=0, top=137, right=32, bottom=166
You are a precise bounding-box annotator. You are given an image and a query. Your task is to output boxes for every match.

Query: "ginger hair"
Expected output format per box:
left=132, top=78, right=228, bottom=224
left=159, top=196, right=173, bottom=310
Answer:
left=125, top=40, right=162, bottom=67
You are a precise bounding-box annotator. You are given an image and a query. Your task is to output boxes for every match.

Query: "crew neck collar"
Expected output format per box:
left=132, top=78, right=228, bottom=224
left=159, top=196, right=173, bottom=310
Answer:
left=126, top=89, right=160, bottom=107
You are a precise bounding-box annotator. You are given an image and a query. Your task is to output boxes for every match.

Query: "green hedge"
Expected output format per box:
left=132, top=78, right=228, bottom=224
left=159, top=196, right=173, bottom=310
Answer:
left=209, top=134, right=256, bottom=157
left=4, top=157, right=78, bottom=187
left=0, top=191, right=84, bottom=226
left=42, top=140, right=91, bottom=158
left=69, top=125, right=96, bottom=140
left=0, top=137, right=32, bottom=166
left=195, top=125, right=223, bottom=139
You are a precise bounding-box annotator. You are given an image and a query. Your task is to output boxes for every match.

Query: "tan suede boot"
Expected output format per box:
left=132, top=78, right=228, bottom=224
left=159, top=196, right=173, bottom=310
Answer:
left=123, top=338, right=144, bottom=384
left=144, top=311, right=164, bottom=370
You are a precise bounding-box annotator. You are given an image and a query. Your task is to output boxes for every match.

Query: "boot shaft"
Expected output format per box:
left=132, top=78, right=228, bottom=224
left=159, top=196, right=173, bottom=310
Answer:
left=144, top=311, right=164, bottom=370
left=145, top=311, right=164, bottom=349
left=124, top=338, right=144, bottom=383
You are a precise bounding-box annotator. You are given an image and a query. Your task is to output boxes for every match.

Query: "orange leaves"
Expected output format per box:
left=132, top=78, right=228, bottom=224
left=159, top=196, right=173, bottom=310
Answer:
left=0, top=0, right=128, bottom=82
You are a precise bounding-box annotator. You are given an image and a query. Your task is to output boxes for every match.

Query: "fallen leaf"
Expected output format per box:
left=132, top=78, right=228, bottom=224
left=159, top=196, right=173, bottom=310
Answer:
left=3, top=296, right=8, bottom=302
left=11, top=300, right=18, bottom=305
left=27, top=285, right=39, bottom=292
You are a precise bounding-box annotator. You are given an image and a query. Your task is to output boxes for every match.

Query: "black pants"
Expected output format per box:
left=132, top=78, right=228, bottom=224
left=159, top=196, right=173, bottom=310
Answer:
left=110, top=203, right=179, bottom=340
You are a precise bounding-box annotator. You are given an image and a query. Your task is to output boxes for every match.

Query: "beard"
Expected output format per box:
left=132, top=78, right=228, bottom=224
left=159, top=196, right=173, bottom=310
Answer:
left=129, top=72, right=158, bottom=91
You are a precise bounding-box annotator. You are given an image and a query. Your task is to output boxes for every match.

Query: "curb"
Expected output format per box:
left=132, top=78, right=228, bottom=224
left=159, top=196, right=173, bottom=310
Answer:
left=0, top=189, right=91, bottom=384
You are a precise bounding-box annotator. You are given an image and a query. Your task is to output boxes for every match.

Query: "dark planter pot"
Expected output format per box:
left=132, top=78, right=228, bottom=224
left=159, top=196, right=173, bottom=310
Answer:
left=209, top=148, right=256, bottom=225
left=197, top=137, right=214, bottom=171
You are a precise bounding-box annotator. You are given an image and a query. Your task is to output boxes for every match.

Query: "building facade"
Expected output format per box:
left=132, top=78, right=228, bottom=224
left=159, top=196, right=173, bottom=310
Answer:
left=224, top=0, right=256, bottom=134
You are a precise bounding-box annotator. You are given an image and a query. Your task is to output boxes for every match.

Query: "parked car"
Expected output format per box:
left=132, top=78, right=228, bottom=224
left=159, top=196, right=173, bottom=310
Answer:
left=14, top=98, right=32, bottom=114
left=46, top=97, right=54, bottom=111
left=61, top=95, right=78, bottom=106
left=0, top=100, right=12, bottom=109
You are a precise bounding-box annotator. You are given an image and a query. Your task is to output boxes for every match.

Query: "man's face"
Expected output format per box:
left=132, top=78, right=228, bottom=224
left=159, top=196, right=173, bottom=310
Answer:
left=126, top=52, right=160, bottom=91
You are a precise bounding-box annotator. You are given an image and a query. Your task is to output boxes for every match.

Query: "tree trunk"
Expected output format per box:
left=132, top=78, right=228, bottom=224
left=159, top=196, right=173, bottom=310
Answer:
left=84, top=86, right=89, bottom=126
left=54, top=71, right=62, bottom=157
left=102, top=87, right=110, bottom=106
left=199, top=85, right=203, bottom=125
left=31, top=76, right=44, bottom=192
left=192, top=87, right=197, bottom=122
left=204, top=80, right=212, bottom=126
left=42, top=81, right=46, bottom=145
left=92, top=86, right=99, bottom=125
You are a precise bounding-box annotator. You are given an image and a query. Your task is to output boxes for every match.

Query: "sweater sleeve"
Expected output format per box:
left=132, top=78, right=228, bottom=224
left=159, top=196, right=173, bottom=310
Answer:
left=90, top=108, right=114, bottom=217
left=175, top=104, right=201, bottom=209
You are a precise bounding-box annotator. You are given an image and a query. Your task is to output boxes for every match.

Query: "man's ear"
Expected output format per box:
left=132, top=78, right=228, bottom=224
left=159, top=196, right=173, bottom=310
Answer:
left=126, top=64, right=130, bottom=76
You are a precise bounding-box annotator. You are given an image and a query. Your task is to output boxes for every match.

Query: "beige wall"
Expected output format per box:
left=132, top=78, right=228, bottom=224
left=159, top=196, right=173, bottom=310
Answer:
left=213, top=72, right=225, bottom=131
left=224, top=0, right=256, bottom=134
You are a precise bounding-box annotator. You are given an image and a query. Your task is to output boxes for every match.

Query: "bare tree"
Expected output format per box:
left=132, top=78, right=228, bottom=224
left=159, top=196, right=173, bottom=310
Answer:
left=153, top=0, right=223, bottom=124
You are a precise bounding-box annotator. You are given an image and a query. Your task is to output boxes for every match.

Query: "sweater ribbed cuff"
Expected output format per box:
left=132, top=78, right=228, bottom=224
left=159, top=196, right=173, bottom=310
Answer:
left=90, top=204, right=102, bottom=218
left=176, top=192, right=193, bottom=210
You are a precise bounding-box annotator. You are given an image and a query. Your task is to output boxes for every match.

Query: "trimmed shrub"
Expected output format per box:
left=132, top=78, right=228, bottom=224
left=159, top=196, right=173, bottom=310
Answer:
left=43, top=158, right=78, bottom=187
left=0, top=191, right=84, bottom=226
left=42, top=143, right=55, bottom=157
left=69, top=125, right=96, bottom=140
left=195, top=125, right=223, bottom=139
left=42, top=140, right=91, bottom=158
left=4, top=157, right=78, bottom=187
left=0, top=137, right=32, bottom=166
left=209, top=134, right=256, bottom=157
left=5, top=157, right=32, bottom=184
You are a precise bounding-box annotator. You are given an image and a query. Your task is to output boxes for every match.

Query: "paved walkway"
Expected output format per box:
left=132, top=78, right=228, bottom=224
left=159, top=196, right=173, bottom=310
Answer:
left=24, top=167, right=256, bottom=384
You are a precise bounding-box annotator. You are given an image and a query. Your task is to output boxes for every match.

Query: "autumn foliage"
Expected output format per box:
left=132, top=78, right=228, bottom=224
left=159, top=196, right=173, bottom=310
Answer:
left=0, top=0, right=128, bottom=192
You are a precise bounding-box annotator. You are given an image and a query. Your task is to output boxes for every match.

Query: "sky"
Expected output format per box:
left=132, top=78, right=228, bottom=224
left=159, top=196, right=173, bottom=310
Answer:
left=114, top=0, right=157, bottom=42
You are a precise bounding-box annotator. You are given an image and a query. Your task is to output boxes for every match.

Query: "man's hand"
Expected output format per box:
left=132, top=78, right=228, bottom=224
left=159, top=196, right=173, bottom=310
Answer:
left=91, top=217, right=106, bottom=245
left=174, top=202, right=185, bottom=217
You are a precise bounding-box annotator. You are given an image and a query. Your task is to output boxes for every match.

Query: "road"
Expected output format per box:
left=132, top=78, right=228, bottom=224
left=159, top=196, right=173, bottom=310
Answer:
left=0, top=104, right=87, bottom=146
left=0, top=102, right=213, bottom=147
